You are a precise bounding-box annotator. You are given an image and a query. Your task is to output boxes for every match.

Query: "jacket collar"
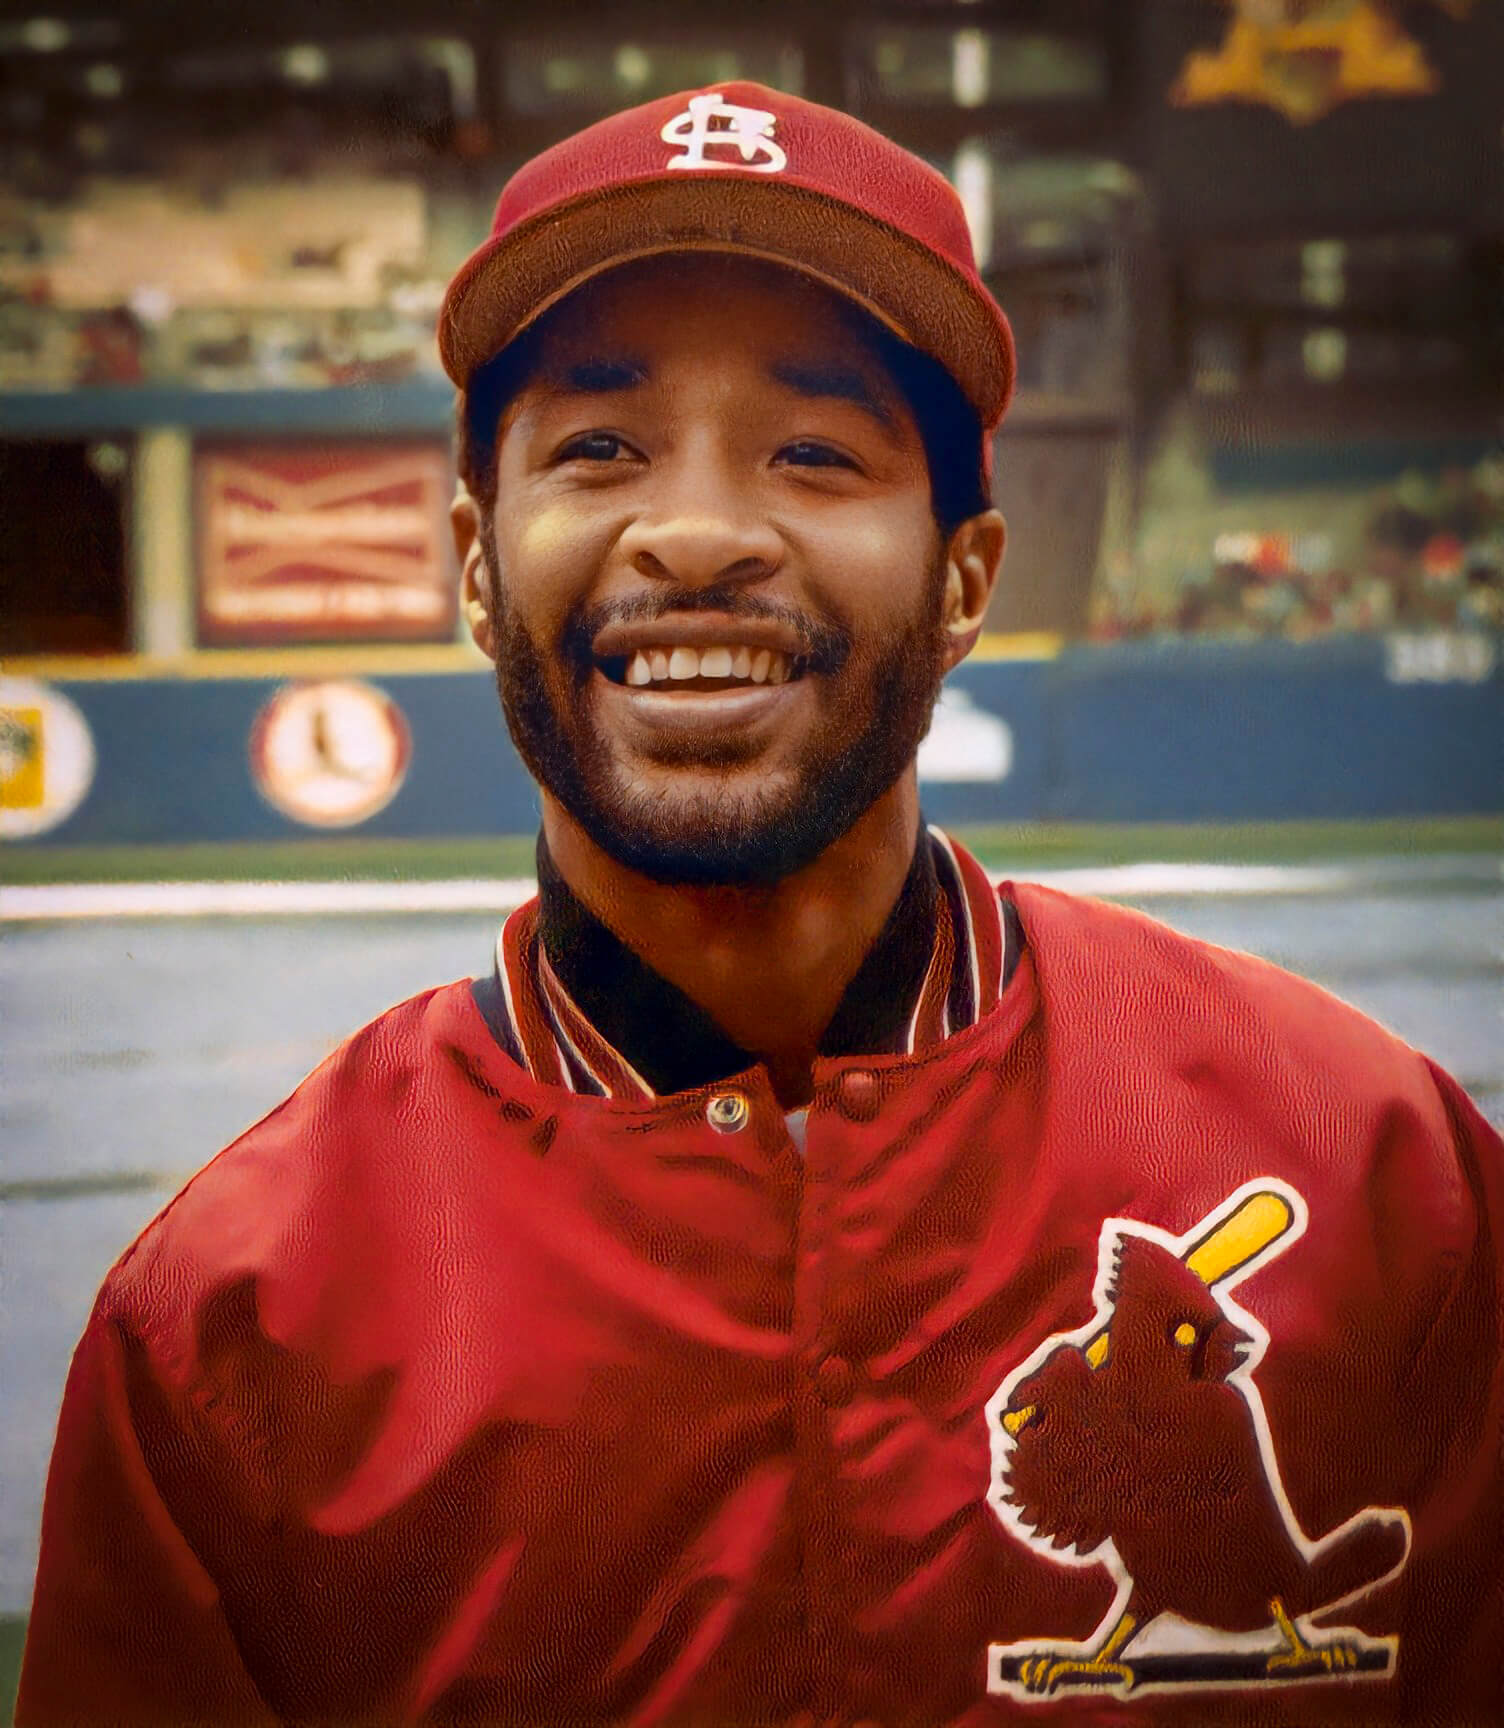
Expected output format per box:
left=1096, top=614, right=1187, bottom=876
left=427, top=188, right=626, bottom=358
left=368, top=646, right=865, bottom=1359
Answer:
left=474, top=827, right=1017, bottom=1100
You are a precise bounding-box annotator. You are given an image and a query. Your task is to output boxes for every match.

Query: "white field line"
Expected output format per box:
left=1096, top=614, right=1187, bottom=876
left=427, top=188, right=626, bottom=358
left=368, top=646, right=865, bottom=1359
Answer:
left=3, top=859, right=1494, bottom=922
left=0, top=877, right=539, bottom=921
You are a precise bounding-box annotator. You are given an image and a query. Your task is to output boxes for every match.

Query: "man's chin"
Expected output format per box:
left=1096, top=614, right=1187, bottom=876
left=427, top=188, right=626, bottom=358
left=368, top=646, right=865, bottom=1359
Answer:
left=572, top=777, right=822, bottom=888
left=498, top=611, right=946, bottom=886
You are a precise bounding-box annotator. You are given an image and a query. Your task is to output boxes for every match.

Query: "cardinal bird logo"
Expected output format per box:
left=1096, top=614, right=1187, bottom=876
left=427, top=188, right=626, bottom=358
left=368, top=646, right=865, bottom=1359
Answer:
left=985, top=1180, right=1410, bottom=1702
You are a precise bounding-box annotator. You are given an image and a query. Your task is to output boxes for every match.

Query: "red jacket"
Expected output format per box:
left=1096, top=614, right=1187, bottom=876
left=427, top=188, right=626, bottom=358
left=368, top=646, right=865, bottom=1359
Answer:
left=18, top=877, right=1504, bottom=1726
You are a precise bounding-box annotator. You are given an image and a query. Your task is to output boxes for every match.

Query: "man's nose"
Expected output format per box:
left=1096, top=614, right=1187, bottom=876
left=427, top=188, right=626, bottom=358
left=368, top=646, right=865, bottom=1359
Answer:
left=616, top=458, right=784, bottom=589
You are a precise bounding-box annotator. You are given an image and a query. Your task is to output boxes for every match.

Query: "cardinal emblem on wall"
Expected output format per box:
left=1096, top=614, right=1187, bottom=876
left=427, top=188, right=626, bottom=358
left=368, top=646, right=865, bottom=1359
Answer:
left=985, top=1181, right=1410, bottom=1702
left=1172, top=1, right=1472, bottom=125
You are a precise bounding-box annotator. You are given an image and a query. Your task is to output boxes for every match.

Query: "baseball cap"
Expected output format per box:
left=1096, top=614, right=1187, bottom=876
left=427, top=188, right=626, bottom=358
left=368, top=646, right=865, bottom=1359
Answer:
left=439, top=82, right=1015, bottom=440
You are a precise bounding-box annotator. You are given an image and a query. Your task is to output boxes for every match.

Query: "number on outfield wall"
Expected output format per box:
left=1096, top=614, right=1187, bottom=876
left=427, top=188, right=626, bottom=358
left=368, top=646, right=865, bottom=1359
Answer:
left=1384, top=633, right=1496, bottom=685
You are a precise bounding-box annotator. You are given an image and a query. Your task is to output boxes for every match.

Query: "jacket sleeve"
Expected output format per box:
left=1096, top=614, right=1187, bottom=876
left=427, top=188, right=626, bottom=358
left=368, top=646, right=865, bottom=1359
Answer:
left=1396, top=1062, right=1504, bottom=1722
left=15, top=1297, right=277, bottom=1727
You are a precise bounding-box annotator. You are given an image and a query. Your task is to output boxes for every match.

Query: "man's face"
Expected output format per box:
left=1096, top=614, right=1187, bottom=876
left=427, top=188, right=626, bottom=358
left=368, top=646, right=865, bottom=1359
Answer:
left=481, top=255, right=955, bottom=885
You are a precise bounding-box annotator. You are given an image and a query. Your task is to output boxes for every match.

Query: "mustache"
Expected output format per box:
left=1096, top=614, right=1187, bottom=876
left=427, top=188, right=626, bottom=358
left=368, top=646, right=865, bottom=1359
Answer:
left=562, top=583, right=851, bottom=678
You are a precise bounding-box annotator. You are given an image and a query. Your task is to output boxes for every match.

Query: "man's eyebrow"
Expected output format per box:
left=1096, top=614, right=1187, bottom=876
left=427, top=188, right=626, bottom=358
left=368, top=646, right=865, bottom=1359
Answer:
left=540, top=357, right=650, bottom=395
left=768, top=361, right=896, bottom=429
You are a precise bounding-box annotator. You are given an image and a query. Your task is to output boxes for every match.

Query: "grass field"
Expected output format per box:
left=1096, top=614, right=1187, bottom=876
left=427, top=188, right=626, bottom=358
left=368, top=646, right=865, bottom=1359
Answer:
left=0, top=1618, right=19, bottom=1718
left=3, top=816, right=1499, bottom=887
left=0, top=1619, right=19, bottom=1718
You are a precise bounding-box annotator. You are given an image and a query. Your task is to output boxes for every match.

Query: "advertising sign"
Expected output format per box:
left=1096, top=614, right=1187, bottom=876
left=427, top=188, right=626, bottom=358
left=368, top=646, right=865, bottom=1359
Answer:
left=1171, top=1, right=1450, bottom=126
left=0, top=678, right=97, bottom=838
left=197, top=442, right=456, bottom=644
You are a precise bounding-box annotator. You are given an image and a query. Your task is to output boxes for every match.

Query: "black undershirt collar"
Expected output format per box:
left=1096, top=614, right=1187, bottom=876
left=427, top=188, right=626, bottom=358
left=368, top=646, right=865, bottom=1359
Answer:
left=534, top=830, right=941, bottom=1097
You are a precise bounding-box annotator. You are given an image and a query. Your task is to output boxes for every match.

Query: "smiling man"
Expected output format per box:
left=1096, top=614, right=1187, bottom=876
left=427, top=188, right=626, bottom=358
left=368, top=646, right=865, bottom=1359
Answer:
left=454, top=248, right=1003, bottom=1106
left=19, top=85, right=1503, bottom=1728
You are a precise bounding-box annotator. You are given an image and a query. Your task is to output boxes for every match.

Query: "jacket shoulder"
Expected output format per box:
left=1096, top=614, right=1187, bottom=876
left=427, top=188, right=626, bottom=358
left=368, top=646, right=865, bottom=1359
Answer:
left=1002, top=878, right=1500, bottom=1263
left=97, top=977, right=522, bottom=1327
left=1006, top=878, right=1421, bottom=1065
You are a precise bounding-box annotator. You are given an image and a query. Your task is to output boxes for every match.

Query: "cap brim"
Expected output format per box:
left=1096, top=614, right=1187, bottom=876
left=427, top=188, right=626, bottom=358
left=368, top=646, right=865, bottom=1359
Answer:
left=439, top=177, right=1014, bottom=429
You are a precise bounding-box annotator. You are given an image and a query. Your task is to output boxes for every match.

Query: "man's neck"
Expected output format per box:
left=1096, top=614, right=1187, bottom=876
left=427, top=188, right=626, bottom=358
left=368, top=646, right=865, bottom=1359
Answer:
left=539, top=777, right=922, bottom=1106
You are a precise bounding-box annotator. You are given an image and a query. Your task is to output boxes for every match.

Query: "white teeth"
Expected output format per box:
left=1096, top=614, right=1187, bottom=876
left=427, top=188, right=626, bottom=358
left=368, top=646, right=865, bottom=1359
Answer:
left=618, top=644, right=796, bottom=687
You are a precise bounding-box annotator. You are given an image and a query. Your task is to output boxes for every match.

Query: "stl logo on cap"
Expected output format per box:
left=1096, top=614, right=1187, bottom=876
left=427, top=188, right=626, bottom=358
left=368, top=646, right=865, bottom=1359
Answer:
left=660, top=91, right=787, bottom=174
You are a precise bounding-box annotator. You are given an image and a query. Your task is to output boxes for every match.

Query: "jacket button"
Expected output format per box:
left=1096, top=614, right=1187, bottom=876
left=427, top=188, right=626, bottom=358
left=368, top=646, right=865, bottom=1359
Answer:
left=813, top=1353, right=855, bottom=1406
left=837, top=1067, right=880, bottom=1119
left=706, top=1092, right=750, bottom=1133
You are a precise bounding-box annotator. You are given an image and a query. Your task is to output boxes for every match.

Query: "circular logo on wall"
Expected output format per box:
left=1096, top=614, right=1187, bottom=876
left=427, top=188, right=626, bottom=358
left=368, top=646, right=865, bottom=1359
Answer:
left=249, top=679, right=411, bottom=828
left=0, top=677, right=97, bottom=838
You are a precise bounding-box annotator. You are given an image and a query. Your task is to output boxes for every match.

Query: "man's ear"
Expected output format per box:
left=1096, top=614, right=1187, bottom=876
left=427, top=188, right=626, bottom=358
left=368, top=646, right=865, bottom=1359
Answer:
left=451, top=482, right=495, bottom=658
left=940, top=509, right=1006, bottom=670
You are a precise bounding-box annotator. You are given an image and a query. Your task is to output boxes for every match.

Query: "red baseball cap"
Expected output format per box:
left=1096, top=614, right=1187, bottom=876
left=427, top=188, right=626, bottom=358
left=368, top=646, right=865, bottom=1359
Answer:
left=439, top=82, right=1015, bottom=436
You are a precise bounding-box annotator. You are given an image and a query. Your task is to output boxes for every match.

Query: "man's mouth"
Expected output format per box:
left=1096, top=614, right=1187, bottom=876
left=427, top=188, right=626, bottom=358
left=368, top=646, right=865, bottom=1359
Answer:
left=596, top=644, right=803, bottom=692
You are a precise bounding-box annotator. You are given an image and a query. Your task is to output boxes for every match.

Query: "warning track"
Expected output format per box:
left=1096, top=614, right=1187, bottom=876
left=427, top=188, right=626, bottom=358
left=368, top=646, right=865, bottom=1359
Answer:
left=2, top=855, right=1497, bottom=922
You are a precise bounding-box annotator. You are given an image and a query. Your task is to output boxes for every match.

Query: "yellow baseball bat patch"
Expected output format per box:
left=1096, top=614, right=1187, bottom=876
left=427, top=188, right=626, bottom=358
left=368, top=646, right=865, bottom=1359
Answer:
left=1003, top=1188, right=1295, bottom=1435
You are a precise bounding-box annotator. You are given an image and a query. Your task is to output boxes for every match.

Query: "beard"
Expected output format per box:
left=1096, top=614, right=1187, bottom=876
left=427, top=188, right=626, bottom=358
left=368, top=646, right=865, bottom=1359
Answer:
left=486, top=538, right=950, bottom=887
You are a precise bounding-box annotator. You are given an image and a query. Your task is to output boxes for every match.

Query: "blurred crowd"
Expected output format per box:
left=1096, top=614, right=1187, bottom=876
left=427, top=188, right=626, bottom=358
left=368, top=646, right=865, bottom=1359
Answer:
left=1092, top=455, right=1504, bottom=641
left=0, top=295, right=446, bottom=393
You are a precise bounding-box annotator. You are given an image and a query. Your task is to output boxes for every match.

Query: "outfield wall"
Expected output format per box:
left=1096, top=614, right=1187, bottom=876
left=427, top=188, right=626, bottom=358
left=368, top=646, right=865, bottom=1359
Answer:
left=4, top=635, right=1499, bottom=846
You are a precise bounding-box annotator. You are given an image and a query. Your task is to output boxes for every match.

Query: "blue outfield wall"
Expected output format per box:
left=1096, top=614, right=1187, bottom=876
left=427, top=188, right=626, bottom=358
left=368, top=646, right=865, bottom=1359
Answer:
left=1046, top=637, right=1502, bottom=822
left=36, top=673, right=542, bottom=845
left=17, top=636, right=1502, bottom=846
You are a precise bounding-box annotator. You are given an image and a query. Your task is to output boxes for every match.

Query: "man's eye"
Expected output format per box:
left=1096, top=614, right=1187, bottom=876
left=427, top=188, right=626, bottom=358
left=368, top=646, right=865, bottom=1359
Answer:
left=559, top=432, right=630, bottom=463
left=777, top=440, right=856, bottom=470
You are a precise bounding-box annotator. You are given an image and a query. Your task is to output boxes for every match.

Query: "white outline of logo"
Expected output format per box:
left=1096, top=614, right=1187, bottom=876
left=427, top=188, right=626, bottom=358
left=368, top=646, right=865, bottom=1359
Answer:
left=984, top=1178, right=1411, bottom=1704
